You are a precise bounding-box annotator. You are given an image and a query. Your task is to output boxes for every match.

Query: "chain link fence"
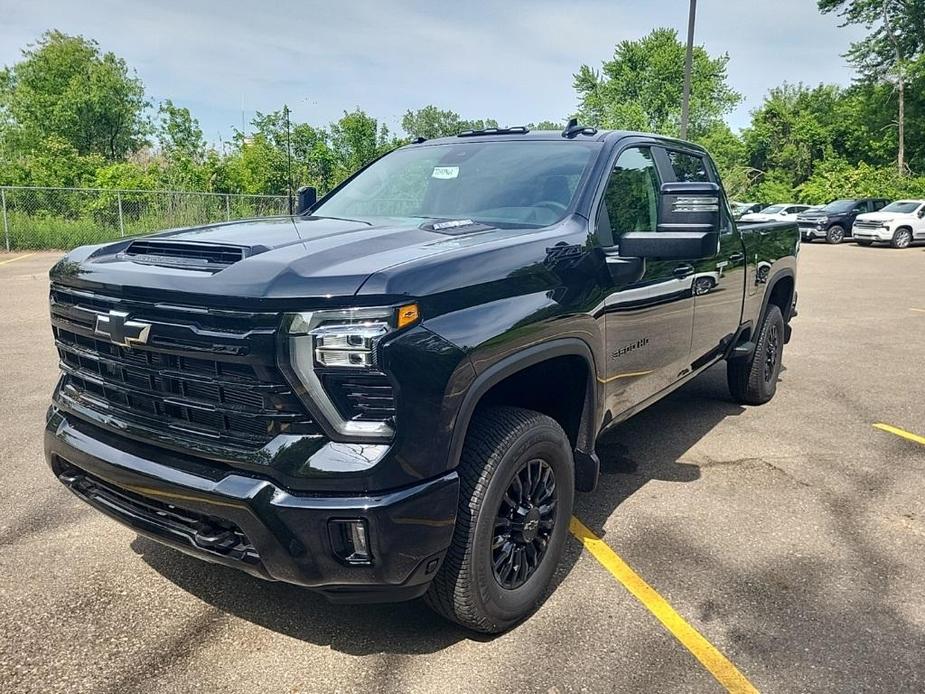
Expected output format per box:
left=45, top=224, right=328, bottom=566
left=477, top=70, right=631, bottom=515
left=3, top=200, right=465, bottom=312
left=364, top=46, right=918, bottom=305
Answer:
left=0, top=186, right=290, bottom=251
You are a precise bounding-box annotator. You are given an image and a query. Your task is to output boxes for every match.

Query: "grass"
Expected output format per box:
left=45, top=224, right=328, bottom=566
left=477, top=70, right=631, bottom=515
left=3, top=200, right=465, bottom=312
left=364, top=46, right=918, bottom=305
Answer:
left=2, top=203, right=287, bottom=251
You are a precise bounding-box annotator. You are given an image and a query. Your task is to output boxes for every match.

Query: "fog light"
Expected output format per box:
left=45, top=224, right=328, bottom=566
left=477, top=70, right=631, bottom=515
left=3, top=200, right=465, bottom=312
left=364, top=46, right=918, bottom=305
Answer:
left=329, top=519, right=372, bottom=565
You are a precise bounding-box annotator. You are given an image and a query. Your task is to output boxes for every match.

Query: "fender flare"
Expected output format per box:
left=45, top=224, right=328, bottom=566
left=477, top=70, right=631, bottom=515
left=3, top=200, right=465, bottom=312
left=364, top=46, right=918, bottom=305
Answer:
left=447, top=338, right=600, bottom=489
left=759, top=267, right=796, bottom=325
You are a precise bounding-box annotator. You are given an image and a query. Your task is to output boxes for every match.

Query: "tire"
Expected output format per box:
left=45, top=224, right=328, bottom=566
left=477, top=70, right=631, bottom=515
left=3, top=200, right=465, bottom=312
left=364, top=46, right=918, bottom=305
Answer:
left=826, top=225, right=846, bottom=244
left=856, top=239, right=873, bottom=247
left=727, top=304, right=785, bottom=406
left=425, top=406, right=574, bottom=633
left=891, top=227, right=913, bottom=249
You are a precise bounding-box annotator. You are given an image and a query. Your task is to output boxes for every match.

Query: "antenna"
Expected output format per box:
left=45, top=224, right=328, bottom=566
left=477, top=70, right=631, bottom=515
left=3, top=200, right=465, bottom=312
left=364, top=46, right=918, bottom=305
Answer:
left=285, top=104, right=293, bottom=215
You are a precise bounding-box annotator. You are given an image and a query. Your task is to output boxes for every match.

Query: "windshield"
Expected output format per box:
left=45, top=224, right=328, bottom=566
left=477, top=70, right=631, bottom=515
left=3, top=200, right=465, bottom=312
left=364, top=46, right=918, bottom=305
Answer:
left=759, top=205, right=784, bottom=214
left=822, top=199, right=855, bottom=212
left=312, top=141, right=598, bottom=227
left=881, top=201, right=921, bottom=214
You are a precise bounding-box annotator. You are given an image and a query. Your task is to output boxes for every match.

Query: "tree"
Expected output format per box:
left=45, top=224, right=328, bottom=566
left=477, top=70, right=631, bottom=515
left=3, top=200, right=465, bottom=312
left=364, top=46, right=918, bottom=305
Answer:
left=401, top=105, right=500, bottom=139
left=819, top=0, right=925, bottom=173
left=0, top=30, right=149, bottom=161
left=573, top=28, right=741, bottom=138
left=527, top=120, right=563, bottom=131
left=157, top=100, right=205, bottom=160
left=329, top=109, right=395, bottom=178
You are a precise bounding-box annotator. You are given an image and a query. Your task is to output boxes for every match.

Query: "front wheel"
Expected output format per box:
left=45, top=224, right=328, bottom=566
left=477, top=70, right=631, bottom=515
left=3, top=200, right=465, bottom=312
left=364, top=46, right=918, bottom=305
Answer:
left=425, top=407, right=574, bottom=633
left=727, top=304, right=785, bottom=405
left=891, top=228, right=913, bottom=249
left=826, top=225, right=846, bottom=244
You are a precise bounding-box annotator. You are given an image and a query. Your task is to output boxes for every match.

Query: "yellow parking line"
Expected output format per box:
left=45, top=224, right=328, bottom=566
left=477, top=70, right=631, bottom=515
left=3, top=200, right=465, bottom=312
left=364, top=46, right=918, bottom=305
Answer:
left=910, top=308, right=925, bottom=314
left=0, top=252, right=36, bottom=266
left=570, top=517, right=759, bottom=693
left=873, top=423, right=925, bottom=446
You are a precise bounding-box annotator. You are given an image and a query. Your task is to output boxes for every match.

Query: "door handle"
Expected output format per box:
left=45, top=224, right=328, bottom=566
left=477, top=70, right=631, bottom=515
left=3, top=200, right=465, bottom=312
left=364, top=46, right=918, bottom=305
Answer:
left=729, top=252, right=745, bottom=263
left=673, top=264, right=694, bottom=277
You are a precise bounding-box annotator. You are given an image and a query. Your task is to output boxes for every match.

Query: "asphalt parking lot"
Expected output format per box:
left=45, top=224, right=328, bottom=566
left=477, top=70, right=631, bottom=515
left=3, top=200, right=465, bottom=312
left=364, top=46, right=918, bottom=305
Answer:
left=1, top=243, right=923, bottom=693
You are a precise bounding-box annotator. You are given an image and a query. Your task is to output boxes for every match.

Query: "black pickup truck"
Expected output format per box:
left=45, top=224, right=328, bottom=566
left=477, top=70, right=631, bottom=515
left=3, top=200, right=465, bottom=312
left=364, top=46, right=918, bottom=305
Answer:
left=45, top=124, right=798, bottom=633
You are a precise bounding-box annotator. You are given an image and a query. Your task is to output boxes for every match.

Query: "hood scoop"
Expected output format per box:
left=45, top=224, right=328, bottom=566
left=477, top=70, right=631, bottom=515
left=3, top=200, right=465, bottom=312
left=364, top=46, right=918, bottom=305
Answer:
left=121, top=239, right=252, bottom=270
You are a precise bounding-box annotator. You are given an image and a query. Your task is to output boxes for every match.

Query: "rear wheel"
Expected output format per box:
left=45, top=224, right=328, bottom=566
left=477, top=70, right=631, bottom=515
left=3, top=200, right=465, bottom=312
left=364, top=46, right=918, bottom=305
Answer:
left=826, top=225, right=846, bottom=244
left=425, top=406, right=574, bottom=633
left=891, top=228, right=913, bottom=249
left=727, top=304, right=785, bottom=405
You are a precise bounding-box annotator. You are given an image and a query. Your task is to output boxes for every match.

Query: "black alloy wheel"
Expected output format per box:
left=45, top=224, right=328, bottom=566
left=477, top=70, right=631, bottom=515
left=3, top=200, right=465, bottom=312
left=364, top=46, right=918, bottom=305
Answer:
left=492, top=459, right=557, bottom=590
left=763, top=322, right=781, bottom=384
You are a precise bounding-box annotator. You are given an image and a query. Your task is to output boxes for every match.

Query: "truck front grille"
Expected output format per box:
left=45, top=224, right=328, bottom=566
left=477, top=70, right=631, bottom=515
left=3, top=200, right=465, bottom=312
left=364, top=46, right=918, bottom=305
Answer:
left=50, top=284, right=316, bottom=449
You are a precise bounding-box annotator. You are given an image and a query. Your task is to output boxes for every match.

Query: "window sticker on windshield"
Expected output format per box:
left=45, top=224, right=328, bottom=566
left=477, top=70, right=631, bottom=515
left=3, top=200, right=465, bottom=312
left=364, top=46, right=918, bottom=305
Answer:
left=432, top=166, right=459, bottom=179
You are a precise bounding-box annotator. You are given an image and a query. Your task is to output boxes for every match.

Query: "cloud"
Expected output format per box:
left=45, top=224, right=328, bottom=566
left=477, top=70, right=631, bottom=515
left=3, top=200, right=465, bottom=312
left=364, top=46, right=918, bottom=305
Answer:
left=0, top=0, right=868, bottom=141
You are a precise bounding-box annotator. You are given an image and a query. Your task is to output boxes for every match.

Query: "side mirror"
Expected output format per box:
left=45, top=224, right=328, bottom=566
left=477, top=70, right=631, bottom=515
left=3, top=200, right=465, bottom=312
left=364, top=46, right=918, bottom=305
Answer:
left=619, top=182, right=721, bottom=260
left=296, top=186, right=317, bottom=214
left=917, top=209, right=925, bottom=218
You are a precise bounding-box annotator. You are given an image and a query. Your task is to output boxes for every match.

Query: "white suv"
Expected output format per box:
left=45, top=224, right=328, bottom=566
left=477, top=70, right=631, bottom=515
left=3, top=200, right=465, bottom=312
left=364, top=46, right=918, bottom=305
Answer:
left=852, top=200, right=925, bottom=248
left=740, top=203, right=812, bottom=223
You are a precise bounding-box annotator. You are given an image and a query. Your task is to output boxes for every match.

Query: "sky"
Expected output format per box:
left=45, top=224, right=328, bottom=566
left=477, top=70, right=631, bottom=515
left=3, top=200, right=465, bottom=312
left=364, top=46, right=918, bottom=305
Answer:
left=0, top=0, right=867, bottom=143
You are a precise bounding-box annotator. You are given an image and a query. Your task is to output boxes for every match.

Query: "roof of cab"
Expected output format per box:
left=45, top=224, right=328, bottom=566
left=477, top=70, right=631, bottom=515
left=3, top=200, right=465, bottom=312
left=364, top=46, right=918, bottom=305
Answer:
left=410, top=129, right=706, bottom=152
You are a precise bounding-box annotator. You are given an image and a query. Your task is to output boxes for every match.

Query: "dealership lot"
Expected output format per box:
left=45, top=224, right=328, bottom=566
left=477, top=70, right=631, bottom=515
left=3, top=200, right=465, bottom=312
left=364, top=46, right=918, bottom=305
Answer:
left=1, top=244, right=923, bottom=693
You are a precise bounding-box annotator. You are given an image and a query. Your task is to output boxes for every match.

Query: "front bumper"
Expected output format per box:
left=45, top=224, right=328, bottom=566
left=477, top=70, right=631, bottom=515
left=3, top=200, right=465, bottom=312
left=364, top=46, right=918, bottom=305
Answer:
left=799, top=225, right=826, bottom=239
left=44, top=408, right=458, bottom=602
left=852, top=227, right=892, bottom=242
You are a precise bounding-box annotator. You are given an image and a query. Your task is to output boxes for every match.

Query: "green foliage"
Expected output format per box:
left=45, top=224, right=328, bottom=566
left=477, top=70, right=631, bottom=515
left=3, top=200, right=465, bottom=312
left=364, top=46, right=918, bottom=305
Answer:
left=751, top=172, right=796, bottom=205
left=574, top=28, right=741, bottom=138
left=797, top=157, right=925, bottom=203
left=157, top=100, right=205, bottom=160
left=401, top=106, right=502, bottom=139
left=0, top=31, right=148, bottom=160
left=818, top=0, right=925, bottom=80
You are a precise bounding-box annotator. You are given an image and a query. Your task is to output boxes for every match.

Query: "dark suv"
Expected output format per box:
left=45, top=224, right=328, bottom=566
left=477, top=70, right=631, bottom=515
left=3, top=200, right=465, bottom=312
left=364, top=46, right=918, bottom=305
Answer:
left=45, top=125, right=798, bottom=633
left=797, top=198, right=890, bottom=244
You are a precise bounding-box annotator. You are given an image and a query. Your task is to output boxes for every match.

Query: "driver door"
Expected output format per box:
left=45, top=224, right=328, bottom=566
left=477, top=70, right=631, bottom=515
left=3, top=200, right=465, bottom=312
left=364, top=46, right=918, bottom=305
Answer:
left=595, top=145, right=695, bottom=417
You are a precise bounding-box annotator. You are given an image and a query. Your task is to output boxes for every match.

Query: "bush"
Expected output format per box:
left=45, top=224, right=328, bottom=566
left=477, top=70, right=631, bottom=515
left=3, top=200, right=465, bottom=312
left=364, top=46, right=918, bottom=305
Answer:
left=797, top=158, right=925, bottom=203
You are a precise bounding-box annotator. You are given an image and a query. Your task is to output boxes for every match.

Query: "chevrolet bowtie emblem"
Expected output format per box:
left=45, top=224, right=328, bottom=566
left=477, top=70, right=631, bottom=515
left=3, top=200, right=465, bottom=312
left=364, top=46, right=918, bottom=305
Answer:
left=94, top=310, right=151, bottom=348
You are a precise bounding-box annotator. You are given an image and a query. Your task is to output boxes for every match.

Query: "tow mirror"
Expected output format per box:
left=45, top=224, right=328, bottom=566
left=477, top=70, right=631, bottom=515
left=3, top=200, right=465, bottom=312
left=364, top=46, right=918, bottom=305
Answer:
left=296, top=186, right=317, bottom=214
left=619, top=182, right=721, bottom=260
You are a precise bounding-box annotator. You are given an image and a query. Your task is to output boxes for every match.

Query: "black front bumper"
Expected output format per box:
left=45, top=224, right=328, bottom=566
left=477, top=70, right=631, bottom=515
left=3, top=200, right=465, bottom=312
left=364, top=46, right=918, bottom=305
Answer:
left=45, top=408, right=459, bottom=603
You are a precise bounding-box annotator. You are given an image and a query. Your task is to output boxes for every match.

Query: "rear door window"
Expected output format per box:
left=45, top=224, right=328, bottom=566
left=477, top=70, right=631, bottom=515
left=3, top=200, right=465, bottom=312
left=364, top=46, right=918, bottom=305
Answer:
left=665, top=150, right=711, bottom=183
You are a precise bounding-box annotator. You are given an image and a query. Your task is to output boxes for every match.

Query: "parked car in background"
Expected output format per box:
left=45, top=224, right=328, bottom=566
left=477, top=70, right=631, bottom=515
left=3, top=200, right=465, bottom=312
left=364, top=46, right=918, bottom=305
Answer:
left=852, top=200, right=925, bottom=248
left=797, top=198, right=890, bottom=244
left=740, top=204, right=812, bottom=223
left=731, top=201, right=762, bottom=219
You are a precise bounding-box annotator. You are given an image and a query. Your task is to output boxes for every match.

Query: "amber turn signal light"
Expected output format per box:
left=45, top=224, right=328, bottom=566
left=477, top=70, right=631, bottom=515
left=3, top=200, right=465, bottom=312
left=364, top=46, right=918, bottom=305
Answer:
left=397, top=303, right=420, bottom=329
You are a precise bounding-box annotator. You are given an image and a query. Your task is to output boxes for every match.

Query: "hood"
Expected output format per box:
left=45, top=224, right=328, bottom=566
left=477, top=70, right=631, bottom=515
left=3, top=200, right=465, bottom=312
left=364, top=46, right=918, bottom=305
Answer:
left=50, top=215, right=519, bottom=305
left=797, top=209, right=831, bottom=220
left=855, top=211, right=907, bottom=223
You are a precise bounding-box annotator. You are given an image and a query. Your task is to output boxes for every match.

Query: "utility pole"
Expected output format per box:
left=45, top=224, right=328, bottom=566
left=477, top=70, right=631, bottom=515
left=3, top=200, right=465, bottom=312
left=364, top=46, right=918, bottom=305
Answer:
left=285, top=104, right=293, bottom=214
left=680, top=0, right=697, bottom=140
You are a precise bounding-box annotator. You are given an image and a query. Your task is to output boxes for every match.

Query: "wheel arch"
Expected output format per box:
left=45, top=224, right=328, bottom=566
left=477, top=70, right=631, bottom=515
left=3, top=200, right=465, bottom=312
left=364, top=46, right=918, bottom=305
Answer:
left=448, top=339, right=600, bottom=491
left=761, top=268, right=796, bottom=325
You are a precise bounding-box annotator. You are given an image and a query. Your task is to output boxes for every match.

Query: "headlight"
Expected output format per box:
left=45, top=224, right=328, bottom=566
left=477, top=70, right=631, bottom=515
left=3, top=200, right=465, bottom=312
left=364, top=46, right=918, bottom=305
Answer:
left=282, top=304, right=419, bottom=440
left=880, top=222, right=891, bottom=228
left=816, top=217, right=828, bottom=225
